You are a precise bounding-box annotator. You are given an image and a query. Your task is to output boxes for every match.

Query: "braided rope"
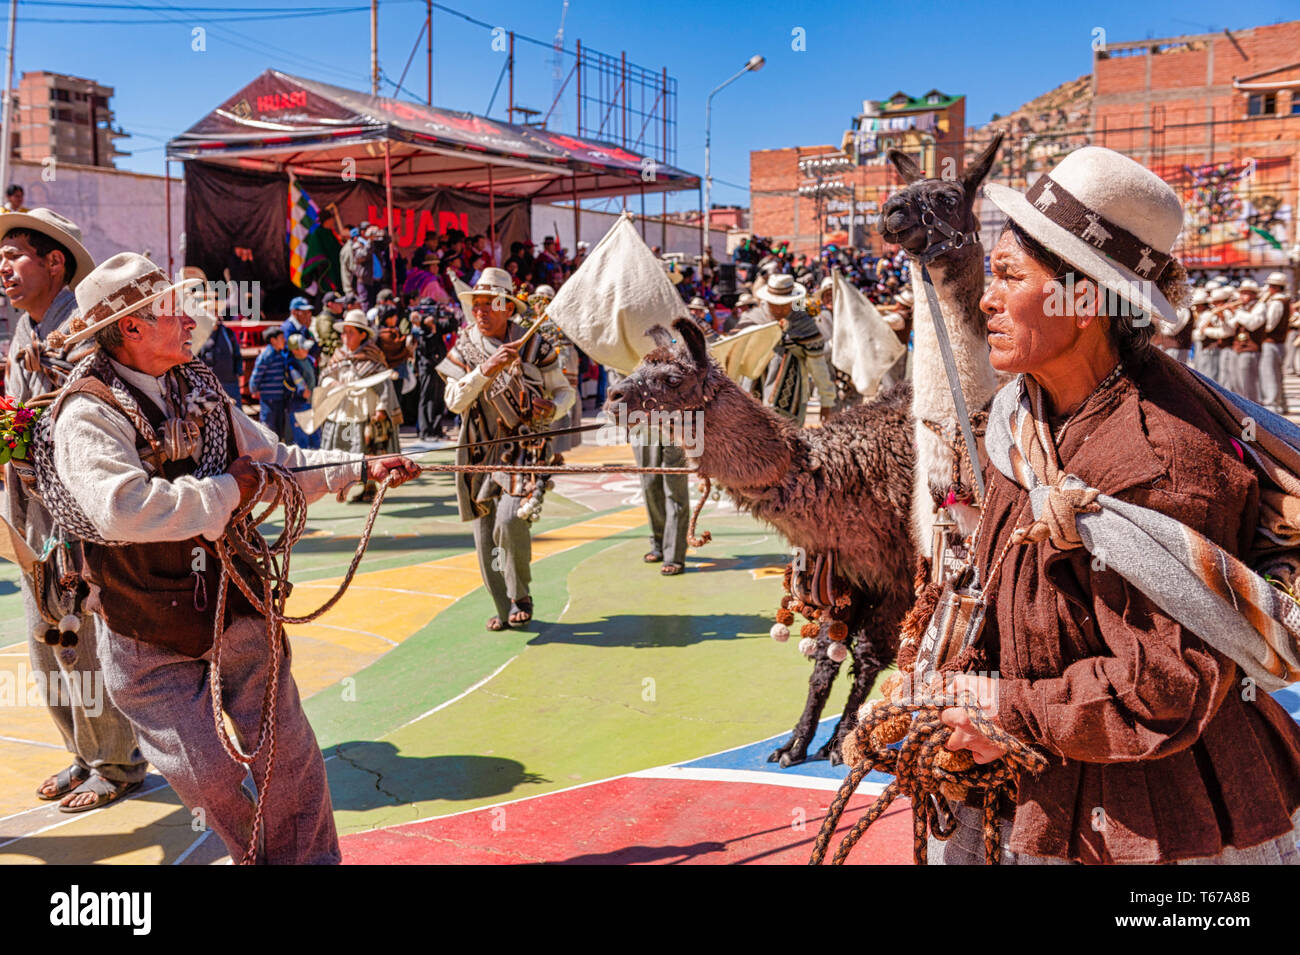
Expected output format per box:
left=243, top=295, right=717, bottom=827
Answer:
left=207, top=460, right=397, bottom=864
left=687, top=476, right=713, bottom=548
left=809, top=695, right=1047, bottom=866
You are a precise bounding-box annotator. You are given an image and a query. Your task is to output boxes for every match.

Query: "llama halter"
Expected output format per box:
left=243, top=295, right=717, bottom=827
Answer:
left=908, top=192, right=987, bottom=504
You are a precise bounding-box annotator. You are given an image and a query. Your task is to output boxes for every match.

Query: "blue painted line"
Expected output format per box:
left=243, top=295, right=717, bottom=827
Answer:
left=680, top=690, right=1300, bottom=789
left=679, top=719, right=895, bottom=788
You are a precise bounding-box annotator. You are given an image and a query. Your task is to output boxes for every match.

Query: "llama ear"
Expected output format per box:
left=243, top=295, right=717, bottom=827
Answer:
left=645, top=325, right=675, bottom=349
left=888, top=149, right=925, bottom=184
left=671, top=317, right=710, bottom=370
left=962, top=130, right=1004, bottom=193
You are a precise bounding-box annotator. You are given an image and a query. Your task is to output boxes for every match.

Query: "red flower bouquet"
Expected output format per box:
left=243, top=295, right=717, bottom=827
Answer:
left=0, top=396, right=41, bottom=464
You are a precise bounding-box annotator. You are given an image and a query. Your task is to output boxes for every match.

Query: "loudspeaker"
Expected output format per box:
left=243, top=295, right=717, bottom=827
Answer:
left=716, top=263, right=737, bottom=295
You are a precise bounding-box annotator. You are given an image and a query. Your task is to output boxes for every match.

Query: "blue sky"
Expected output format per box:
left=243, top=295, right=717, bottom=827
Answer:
left=9, top=0, right=1299, bottom=212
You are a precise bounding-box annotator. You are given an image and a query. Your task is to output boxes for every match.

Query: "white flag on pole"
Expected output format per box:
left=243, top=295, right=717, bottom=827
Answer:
left=831, top=269, right=905, bottom=396
left=545, top=213, right=689, bottom=374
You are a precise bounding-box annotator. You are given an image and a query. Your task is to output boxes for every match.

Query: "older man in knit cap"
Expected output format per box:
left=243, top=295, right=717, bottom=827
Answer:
left=1, top=210, right=147, bottom=813
left=37, top=252, right=418, bottom=863
left=1259, top=272, right=1291, bottom=414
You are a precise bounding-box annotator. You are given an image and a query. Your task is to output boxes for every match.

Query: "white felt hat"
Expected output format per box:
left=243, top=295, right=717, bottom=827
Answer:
left=457, top=266, right=525, bottom=315
left=332, top=308, right=373, bottom=335
left=1266, top=271, right=1288, bottom=288
left=983, top=146, right=1185, bottom=324
left=756, top=273, right=806, bottom=305
left=0, top=207, right=95, bottom=288
left=68, top=252, right=203, bottom=347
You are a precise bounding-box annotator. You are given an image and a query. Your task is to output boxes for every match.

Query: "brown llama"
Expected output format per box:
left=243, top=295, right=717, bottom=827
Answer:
left=608, top=318, right=915, bottom=765
left=608, top=133, right=1004, bottom=766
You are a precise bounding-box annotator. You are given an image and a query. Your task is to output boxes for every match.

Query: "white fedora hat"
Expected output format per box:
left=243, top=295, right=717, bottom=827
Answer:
left=456, top=266, right=524, bottom=315
left=1239, top=278, right=1260, bottom=292
left=1266, top=271, right=1289, bottom=288
left=896, top=288, right=915, bottom=307
left=0, top=207, right=95, bottom=288
left=1191, top=288, right=1209, bottom=306
left=983, top=146, right=1185, bottom=324
left=756, top=273, right=807, bottom=305
left=1210, top=287, right=1233, bottom=304
left=332, top=308, right=373, bottom=335
left=66, top=252, right=203, bottom=347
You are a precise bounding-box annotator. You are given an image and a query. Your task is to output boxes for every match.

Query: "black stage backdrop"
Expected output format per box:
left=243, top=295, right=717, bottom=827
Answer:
left=183, top=160, right=531, bottom=316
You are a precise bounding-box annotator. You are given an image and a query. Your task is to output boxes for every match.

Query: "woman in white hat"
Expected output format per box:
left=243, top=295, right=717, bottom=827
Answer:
left=315, top=309, right=403, bottom=502
left=755, top=273, right=837, bottom=422
left=922, top=146, right=1300, bottom=865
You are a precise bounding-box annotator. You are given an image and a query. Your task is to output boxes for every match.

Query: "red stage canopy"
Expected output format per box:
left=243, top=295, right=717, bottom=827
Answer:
left=167, top=70, right=699, bottom=201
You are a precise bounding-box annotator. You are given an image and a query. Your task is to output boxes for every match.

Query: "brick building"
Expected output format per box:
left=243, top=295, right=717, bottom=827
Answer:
left=967, top=19, right=1300, bottom=272
left=12, top=71, right=129, bottom=169
left=750, top=90, right=966, bottom=256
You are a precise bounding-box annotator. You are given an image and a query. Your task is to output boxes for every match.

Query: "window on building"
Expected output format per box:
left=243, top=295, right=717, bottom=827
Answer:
left=1292, top=96, right=1300, bottom=116
left=1247, top=92, right=1277, bottom=116
left=927, top=94, right=940, bottom=104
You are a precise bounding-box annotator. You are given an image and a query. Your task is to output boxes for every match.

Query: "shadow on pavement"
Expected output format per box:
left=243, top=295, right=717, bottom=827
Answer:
left=326, top=741, right=550, bottom=811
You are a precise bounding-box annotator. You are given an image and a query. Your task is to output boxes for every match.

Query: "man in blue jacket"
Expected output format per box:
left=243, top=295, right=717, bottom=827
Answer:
left=249, top=326, right=290, bottom=440
left=280, top=296, right=318, bottom=363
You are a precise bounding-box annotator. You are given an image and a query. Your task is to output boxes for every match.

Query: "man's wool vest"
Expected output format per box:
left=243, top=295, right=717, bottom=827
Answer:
left=60, top=371, right=257, bottom=657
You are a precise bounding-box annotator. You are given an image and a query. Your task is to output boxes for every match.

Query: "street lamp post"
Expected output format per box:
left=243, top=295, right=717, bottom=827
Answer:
left=704, top=54, right=764, bottom=255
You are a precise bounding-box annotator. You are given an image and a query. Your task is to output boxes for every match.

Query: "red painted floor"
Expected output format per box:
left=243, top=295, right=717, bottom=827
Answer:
left=341, top=776, right=913, bottom=865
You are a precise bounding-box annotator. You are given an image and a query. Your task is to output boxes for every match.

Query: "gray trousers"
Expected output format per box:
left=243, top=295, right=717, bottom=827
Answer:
left=25, top=578, right=146, bottom=788
left=635, top=442, right=689, bottom=565
left=1224, top=349, right=1262, bottom=403
left=931, top=803, right=1300, bottom=865
left=471, top=492, right=532, bottom=619
left=97, top=615, right=340, bottom=864
left=1193, top=345, right=1221, bottom=384
left=5, top=469, right=144, bottom=789
left=1261, top=341, right=1288, bottom=413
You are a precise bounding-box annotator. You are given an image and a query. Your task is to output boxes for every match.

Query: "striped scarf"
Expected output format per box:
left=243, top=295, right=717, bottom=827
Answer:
left=985, top=355, right=1300, bottom=692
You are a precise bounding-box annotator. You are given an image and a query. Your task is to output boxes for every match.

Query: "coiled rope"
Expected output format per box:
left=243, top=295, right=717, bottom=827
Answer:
left=207, top=460, right=397, bottom=864
left=203, top=456, right=713, bottom=862
left=808, top=695, right=1047, bottom=866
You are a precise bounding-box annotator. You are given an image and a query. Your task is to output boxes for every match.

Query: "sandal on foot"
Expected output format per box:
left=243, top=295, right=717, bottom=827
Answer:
left=486, top=616, right=512, bottom=632
left=37, top=764, right=90, bottom=801
left=58, top=775, right=142, bottom=814
left=643, top=550, right=664, bottom=563
left=661, top=562, right=684, bottom=576
left=508, top=598, right=533, bottom=626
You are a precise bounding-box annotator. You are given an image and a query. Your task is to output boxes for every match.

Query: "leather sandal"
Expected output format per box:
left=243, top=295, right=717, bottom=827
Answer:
left=37, top=764, right=90, bottom=801
left=508, top=597, right=533, bottom=626
left=486, top=616, right=512, bottom=632
left=643, top=550, right=664, bottom=563
left=58, top=775, right=142, bottom=814
left=661, top=562, right=684, bottom=576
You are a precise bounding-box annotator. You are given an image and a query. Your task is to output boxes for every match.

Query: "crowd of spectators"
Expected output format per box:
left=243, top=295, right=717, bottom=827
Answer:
left=200, top=219, right=917, bottom=446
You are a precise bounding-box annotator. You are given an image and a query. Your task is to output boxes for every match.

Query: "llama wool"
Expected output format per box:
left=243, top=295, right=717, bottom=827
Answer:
left=770, top=623, right=790, bottom=642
